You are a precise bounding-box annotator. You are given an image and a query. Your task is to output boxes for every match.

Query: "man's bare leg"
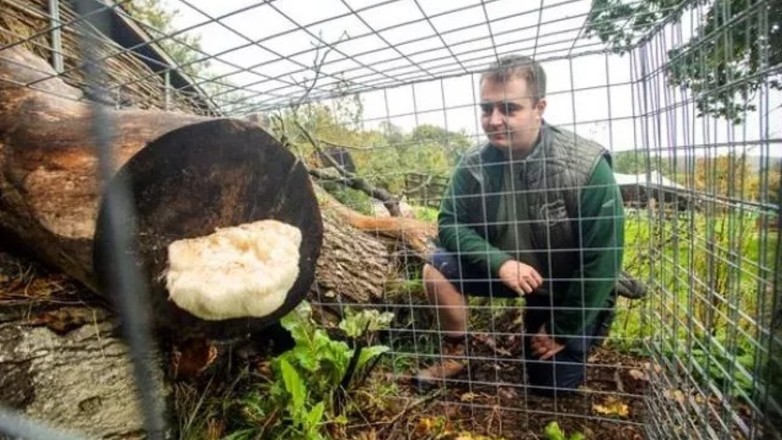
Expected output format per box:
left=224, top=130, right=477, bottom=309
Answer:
left=417, top=264, right=470, bottom=383
left=423, top=264, right=468, bottom=337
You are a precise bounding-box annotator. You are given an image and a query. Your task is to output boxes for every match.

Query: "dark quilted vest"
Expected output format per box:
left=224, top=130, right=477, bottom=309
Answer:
left=457, top=122, right=611, bottom=276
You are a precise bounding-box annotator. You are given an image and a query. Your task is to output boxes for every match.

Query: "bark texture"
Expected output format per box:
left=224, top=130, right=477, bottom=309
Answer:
left=0, top=306, right=164, bottom=439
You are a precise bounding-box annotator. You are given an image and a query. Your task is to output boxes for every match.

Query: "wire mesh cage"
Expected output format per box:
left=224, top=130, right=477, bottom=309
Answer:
left=0, top=0, right=780, bottom=439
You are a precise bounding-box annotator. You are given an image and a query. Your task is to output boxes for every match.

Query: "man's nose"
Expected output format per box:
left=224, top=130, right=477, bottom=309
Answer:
left=488, top=107, right=504, bottom=126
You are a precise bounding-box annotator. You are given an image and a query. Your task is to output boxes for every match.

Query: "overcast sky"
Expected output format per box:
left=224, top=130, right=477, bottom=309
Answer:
left=157, top=0, right=780, bottom=157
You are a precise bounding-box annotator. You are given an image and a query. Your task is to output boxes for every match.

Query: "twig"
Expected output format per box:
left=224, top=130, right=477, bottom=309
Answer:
left=401, top=173, right=434, bottom=196
left=297, top=120, right=401, bottom=216
left=614, top=368, right=625, bottom=394
left=319, top=137, right=374, bottom=151
left=291, top=30, right=349, bottom=110
left=377, top=390, right=443, bottom=437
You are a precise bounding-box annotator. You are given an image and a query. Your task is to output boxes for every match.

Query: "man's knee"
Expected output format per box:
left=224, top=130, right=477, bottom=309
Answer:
left=422, top=263, right=438, bottom=281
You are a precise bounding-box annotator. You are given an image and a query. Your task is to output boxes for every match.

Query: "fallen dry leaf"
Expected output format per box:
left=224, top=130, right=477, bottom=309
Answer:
left=497, top=387, right=517, bottom=401
left=628, top=369, right=649, bottom=381
left=461, top=392, right=478, bottom=402
left=663, top=389, right=686, bottom=405
left=172, top=338, right=219, bottom=379
left=414, top=416, right=455, bottom=437
left=593, top=396, right=630, bottom=417
left=27, top=307, right=92, bottom=335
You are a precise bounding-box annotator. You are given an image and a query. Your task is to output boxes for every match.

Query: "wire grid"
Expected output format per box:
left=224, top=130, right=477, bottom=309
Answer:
left=0, top=0, right=780, bottom=439
left=633, top=2, right=781, bottom=439
left=0, top=0, right=219, bottom=114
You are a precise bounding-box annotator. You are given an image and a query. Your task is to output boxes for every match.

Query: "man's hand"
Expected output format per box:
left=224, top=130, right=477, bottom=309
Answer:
left=498, top=260, right=543, bottom=295
left=529, top=325, right=565, bottom=360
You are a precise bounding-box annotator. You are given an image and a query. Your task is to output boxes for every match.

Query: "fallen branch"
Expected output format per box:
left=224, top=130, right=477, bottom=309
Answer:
left=297, top=120, right=401, bottom=217
left=314, top=185, right=435, bottom=260
left=319, top=137, right=375, bottom=152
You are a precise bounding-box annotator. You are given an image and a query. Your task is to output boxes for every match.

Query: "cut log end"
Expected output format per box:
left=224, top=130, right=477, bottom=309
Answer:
left=93, top=119, right=323, bottom=342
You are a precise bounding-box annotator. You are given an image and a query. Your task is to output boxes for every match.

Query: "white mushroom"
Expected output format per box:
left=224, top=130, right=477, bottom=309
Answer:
left=165, top=220, right=301, bottom=321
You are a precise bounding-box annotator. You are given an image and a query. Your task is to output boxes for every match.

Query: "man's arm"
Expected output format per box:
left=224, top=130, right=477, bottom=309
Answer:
left=551, top=157, right=625, bottom=342
left=437, top=164, right=513, bottom=277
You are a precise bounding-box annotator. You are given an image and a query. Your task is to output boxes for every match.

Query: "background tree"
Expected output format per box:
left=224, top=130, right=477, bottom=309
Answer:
left=122, top=0, right=207, bottom=78
left=586, top=0, right=781, bottom=124
left=613, top=151, right=674, bottom=176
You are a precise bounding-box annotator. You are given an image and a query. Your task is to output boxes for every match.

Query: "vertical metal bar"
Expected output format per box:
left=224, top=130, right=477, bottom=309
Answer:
left=49, top=0, right=64, bottom=73
left=73, top=1, right=166, bottom=438
left=164, top=70, right=171, bottom=111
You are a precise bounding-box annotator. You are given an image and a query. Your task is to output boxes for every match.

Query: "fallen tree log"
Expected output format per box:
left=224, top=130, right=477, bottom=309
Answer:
left=0, top=304, right=163, bottom=440
left=0, top=45, right=436, bottom=437
left=0, top=45, right=324, bottom=341
left=0, top=48, right=434, bottom=328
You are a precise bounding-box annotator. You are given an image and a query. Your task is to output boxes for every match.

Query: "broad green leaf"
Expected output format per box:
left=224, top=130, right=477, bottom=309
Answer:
left=544, top=421, right=566, bottom=440
left=307, top=401, right=325, bottom=428
left=339, top=309, right=394, bottom=338
left=292, top=346, right=319, bottom=372
left=280, top=358, right=306, bottom=413
left=281, top=302, right=315, bottom=346
left=357, top=345, right=390, bottom=370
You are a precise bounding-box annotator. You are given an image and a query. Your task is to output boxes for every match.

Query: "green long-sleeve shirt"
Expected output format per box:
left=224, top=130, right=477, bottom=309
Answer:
left=437, top=152, right=624, bottom=340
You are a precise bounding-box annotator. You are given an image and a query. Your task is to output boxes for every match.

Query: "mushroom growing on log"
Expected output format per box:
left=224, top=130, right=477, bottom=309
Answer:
left=0, top=45, right=323, bottom=341
left=93, top=119, right=323, bottom=340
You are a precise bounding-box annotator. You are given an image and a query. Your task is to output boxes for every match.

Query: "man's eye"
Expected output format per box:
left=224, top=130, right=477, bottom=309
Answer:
left=480, top=104, right=493, bottom=114
left=502, top=104, right=520, bottom=115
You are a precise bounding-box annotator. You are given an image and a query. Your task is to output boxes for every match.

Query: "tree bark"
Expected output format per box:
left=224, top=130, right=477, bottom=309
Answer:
left=0, top=46, right=207, bottom=292
left=0, top=304, right=163, bottom=440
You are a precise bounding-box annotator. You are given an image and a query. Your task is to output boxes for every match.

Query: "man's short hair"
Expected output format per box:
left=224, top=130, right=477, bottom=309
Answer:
left=481, top=54, right=546, bottom=102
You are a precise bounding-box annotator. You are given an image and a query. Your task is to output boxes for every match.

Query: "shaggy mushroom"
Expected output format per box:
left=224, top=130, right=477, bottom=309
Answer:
left=166, top=220, right=302, bottom=321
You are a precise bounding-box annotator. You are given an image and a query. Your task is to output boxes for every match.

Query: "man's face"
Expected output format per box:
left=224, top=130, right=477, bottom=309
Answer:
left=480, top=76, right=546, bottom=153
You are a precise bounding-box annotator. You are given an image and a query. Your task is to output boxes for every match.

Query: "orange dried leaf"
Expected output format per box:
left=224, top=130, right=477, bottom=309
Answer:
left=593, top=397, right=630, bottom=417
left=628, top=369, right=649, bottom=381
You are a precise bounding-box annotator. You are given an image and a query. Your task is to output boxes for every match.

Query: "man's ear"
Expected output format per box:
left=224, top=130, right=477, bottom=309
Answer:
left=535, top=98, right=547, bottom=120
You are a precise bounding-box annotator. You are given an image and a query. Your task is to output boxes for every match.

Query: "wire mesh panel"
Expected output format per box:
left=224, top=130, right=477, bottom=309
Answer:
left=0, top=0, right=779, bottom=439
left=629, top=1, right=782, bottom=438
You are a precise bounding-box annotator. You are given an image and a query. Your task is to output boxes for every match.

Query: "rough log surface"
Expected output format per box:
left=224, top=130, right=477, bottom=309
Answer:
left=0, top=46, right=206, bottom=291
left=1, top=46, right=324, bottom=341
left=0, top=45, right=420, bottom=438
left=315, top=206, right=392, bottom=304
left=0, top=305, right=163, bottom=439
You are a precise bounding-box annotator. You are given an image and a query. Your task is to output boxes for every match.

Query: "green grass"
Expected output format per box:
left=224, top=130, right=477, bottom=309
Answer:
left=610, top=211, right=778, bottom=396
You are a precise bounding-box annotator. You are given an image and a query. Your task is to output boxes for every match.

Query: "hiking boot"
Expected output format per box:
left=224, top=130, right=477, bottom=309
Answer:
left=415, top=335, right=468, bottom=385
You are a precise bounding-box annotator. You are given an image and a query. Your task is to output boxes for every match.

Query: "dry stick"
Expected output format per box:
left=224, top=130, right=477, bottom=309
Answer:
left=296, top=120, right=402, bottom=216
left=378, top=390, right=443, bottom=437
left=401, top=173, right=434, bottom=197
left=319, top=137, right=375, bottom=151
left=290, top=30, right=348, bottom=110
left=614, top=369, right=625, bottom=394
